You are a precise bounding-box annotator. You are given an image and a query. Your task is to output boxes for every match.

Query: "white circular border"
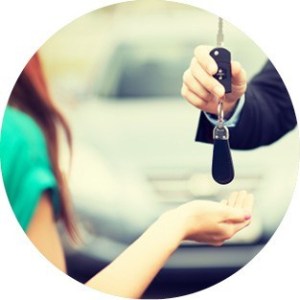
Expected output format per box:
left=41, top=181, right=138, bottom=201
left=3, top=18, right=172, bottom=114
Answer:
left=0, top=1, right=299, bottom=299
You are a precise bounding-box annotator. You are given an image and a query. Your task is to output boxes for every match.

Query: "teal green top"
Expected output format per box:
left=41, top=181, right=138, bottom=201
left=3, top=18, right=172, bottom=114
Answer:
left=0, top=106, right=60, bottom=231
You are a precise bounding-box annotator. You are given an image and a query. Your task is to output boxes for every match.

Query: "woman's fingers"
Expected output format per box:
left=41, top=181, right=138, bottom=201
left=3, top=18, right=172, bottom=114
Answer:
left=242, top=193, right=254, bottom=214
left=234, top=190, right=248, bottom=209
left=221, top=191, right=254, bottom=223
left=227, top=192, right=239, bottom=207
left=222, top=206, right=251, bottom=224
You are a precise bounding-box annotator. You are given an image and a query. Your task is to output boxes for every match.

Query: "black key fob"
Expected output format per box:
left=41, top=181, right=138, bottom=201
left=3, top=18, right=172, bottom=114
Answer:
left=212, top=126, right=234, bottom=184
left=209, top=47, right=232, bottom=93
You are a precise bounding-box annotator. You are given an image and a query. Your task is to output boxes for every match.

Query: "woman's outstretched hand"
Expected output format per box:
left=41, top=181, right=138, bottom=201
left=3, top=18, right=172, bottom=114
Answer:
left=86, top=191, right=254, bottom=298
left=161, top=190, right=254, bottom=246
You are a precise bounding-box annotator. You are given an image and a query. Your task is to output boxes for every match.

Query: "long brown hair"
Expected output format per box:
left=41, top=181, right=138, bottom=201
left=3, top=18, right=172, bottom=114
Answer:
left=9, top=52, right=77, bottom=241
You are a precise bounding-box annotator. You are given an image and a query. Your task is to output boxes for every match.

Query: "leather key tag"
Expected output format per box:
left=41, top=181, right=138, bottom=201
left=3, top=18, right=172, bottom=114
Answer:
left=212, top=127, right=234, bottom=184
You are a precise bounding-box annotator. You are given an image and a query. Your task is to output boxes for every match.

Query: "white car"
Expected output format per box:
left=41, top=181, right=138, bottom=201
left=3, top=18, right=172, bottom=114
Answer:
left=59, top=9, right=299, bottom=298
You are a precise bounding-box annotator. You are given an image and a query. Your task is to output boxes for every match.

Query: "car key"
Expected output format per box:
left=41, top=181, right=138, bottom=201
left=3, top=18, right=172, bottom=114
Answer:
left=211, top=100, right=234, bottom=184
left=210, top=17, right=234, bottom=184
left=209, top=47, right=231, bottom=93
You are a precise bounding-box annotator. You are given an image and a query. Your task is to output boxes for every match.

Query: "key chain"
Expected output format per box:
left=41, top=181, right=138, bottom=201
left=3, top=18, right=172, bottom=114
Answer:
left=210, top=17, right=234, bottom=184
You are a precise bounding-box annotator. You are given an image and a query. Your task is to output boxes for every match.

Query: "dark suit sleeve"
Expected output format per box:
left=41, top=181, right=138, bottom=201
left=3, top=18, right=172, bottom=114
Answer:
left=195, top=60, right=297, bottom=150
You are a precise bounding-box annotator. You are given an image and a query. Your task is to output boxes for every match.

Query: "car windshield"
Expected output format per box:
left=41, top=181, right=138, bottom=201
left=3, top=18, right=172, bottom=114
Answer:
left=96, top=42, right=194, bottom=98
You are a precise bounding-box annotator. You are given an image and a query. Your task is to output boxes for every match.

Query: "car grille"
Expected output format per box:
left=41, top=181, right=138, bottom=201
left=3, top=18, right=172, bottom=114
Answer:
left=146, top=169, right=261, bottom=204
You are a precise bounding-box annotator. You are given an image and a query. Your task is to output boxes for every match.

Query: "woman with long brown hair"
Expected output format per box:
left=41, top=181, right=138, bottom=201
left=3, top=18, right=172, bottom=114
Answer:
left=0, top=52, right=253, bottom=298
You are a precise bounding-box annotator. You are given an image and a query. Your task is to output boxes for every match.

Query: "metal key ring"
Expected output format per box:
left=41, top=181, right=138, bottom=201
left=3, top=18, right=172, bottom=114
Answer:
left=217, top=99, right=224, bottom=123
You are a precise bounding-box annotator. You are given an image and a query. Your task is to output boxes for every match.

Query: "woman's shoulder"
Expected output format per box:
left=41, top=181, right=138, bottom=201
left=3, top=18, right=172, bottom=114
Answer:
left=1, top=106, right=47, bottom=151
left=1, top=106, right=51, bottom=170
left=1, top=106, right=59, bottom=231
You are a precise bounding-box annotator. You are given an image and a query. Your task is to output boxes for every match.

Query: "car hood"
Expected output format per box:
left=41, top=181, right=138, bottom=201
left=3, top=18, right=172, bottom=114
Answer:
left=69, top=97, right=207, bottom=168
left=64, top=97, right=298, bottom=244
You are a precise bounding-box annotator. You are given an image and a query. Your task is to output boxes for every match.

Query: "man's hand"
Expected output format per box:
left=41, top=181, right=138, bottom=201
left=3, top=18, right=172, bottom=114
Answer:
left=181, top=45, right=247, bottom=116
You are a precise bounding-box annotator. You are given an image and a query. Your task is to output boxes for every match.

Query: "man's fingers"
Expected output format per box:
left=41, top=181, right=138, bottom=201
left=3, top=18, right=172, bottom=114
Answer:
left=231, top=61, right=247, bottom=87
left=185, top=46, right=247, bottom=103
left=182, top=45, right=248, bottom=114
left=181, top=84, right=209, bottom=109
left=194, top=45, right=217, bottom=75
left=190, top=58, right=225, bottom=98
left=220, top=199, right=228, bottom=206
left=182, top=70, right=214, bottom=102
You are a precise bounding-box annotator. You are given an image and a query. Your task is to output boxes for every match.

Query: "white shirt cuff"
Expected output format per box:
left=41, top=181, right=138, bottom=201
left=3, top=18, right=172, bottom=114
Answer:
left=203, top=95, right=245, bottom=128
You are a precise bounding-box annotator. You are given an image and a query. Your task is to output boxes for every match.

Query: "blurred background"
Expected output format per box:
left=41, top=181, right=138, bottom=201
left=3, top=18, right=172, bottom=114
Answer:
left=39, top=0, right=299, bottom=298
